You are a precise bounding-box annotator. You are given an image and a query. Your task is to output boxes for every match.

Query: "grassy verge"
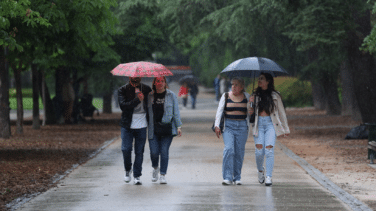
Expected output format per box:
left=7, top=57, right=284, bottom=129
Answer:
left=9, top=98, right=104, bottom=110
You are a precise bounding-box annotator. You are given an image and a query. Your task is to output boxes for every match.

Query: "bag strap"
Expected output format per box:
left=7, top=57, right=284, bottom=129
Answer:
left=224, top=92, right=228, bottom=110
left=222, top=92, right=228, bottom=116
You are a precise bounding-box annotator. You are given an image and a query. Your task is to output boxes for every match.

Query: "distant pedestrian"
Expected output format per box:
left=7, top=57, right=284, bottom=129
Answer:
left=249, top=73, right=290, bottom=186
left=72, top=77, right=85, bottom=123
left=178, top=82, right=189, bottom=109
left=214, top=77, right=251, bottom=185
left=113, top=88, right=119, bottom=108
left=220, top=76, right=226, bottom=95
left=213, top=74, right=221, bottom=102
left=118, top=77, right=152, bottom=185
left=148, top=76, right=182, bottom=184
left=62, top=78, right=75, bottom=124
left=189, top=83, right=199, bottom=109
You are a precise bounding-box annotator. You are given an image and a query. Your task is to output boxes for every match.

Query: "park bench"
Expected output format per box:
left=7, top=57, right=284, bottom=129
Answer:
left=368, top=141, right=376, bottom=164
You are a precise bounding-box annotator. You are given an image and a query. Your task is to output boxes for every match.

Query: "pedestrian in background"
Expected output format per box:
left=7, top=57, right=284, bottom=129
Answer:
left=148, top=76, right=182, bottom=184
left=178, top=82, right=189, bottom=109
left=249, top=72, right=290, bottom=186
left=118, top=77, right=152, bottom=185
left=189, top=83, right=199, bottom=109
left=220, top=76, right=226, bottom=95
left=213, top=74, right=221, bottom=102
left=62, top=78, right=75, bottom=124
left=214, top=77, right=251, bottom=185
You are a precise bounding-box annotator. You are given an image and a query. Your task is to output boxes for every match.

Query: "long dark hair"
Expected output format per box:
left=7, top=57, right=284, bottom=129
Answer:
left=152, top=76, right=168, bottom=92
left=255, top=73, right=277, bottom=114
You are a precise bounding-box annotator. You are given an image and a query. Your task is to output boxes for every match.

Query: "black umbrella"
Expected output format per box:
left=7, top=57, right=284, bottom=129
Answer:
left=220, top=57, right=289, bottom=91
left=179, top=75, right=200, bottom=86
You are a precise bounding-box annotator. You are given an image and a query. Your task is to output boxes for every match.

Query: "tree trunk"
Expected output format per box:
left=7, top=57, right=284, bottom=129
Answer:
left=346, top=9, right=376, bottom=123
left=311, top=80, right=326, bottom=110
left=340, top=60, right=361, bottom=120
left=38, top=70, right=56, bottom=124
left=321, top=74, right=341, bottom=115
left=0, top=47, right=11, bottom=138
left=32, top=64, right=40, bottom=129
left=103, top=93, right=112, bottom=114
left=13, top=66, right=23, bottom=134
left=54, top=67, right=69, bottom=123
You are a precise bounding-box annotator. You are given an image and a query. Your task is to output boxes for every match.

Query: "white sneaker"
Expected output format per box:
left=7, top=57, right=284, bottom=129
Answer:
left=160, top=175, right=167, bottom=184
left=152, top=167, right=159, bottom=182
left=265, top=176, right=272, bottom=186
left=235, top=180, right=242, bottom=185
left=124, top=170, right=132, bottom=183
left=258, top=167, right=265, bottom=184
left=134, top=177, right=142, bottom=185
left=222, top=180, right=232, bottom=185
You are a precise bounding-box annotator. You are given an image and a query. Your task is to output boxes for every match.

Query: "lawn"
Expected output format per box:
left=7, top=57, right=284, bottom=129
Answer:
left=9, top=98, right=104, bottom=110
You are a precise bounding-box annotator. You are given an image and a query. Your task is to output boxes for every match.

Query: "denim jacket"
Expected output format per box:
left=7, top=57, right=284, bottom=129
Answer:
left=147, top=89, right=182, bottom=140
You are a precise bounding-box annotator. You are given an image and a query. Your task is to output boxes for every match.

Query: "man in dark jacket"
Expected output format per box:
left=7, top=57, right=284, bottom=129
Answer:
left=118, top=77, right=152, bottom=185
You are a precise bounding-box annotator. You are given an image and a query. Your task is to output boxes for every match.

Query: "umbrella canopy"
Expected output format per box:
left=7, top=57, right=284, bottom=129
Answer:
left=111, top=61, right=173, bottom=77
left=220, top=57, right=288, bottom=78
left=179, top=75, right=200, bottom=86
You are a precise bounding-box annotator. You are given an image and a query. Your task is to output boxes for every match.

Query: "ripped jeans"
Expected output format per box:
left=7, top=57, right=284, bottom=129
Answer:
left=254, top=116, right=276, bottom=177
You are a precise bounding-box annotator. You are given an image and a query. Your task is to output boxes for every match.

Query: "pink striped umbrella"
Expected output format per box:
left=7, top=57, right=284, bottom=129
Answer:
left=111, top=61, right=173, bottom=77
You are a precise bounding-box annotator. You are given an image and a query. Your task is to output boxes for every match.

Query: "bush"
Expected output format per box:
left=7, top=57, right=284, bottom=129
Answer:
left=246, top=77, right=313, bottom=108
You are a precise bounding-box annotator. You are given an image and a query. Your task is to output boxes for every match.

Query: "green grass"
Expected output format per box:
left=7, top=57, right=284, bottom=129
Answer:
left=9, top=98, right=103, bottom=110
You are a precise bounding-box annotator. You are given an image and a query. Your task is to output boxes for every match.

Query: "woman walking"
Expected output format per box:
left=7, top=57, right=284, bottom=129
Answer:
left=178, top=82, right=189, bottom=109
left=147, top=76, right=182, bottom=184
left=249, top=73, right=290, bottom=186
left=214, top=77, right=251, bottom=185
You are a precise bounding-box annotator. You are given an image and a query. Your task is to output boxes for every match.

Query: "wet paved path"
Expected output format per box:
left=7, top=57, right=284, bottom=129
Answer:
left=16, top=81, right=367, bottom=211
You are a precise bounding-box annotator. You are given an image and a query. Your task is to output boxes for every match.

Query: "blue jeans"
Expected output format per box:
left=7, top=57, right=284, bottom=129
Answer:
left=148, top=135, right=173, bottom=175
left=121, top=127, right=147, bottom=178
left=254, top=116, right=276, bottom=177
left=222, top=119, right=248, bottom=181
left=191, top=95, right=196, bottom=109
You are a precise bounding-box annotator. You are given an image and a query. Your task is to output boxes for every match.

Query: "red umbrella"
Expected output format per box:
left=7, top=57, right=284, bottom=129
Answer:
left=111, top=61, right=173, bottom=77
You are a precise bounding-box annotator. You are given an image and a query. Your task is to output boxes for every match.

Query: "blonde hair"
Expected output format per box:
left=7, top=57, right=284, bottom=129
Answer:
left=231, top=77, right=245, bottom=92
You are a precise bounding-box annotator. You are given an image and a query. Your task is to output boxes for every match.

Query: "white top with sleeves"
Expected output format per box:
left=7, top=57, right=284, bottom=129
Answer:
left=214, top=91, right=251, bottom=133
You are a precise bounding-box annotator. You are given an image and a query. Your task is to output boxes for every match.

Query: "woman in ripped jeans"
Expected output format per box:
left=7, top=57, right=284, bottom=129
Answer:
left=249, top=73, right=290, bottom=186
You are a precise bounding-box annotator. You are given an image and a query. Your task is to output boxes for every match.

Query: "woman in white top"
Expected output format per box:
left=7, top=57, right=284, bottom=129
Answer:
left=214, top=77, right=251, bottom=185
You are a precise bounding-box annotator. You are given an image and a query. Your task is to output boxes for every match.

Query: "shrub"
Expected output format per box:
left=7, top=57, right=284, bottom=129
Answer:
left=246, top=77, right=313, bottom=108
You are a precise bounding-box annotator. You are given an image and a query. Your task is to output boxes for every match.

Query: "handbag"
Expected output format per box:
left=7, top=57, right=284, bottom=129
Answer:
left=212, top=92, right=228, bottom=133
left=154, top=121, right=172, bottom=137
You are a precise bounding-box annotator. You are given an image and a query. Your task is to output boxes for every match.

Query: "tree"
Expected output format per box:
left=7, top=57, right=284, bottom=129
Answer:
left=0, top=0, right=50, bottom=138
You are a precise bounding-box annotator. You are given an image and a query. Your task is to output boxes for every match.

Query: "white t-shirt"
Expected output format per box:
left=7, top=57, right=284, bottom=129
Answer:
left=130, top=100, right=147, bottom=129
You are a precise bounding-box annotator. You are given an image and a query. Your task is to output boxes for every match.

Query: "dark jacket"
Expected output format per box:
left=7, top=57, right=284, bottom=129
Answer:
left=118, top=83, right=152, bottom=128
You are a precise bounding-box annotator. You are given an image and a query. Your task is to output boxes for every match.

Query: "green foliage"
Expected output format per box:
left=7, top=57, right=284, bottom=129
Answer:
left=278, top=80, right=313, bottom=108
left=246, top=77, right=313, bottom=108
left=0, top=0, right=51, bottom=51
left=361, top=1, right=376, bottom=54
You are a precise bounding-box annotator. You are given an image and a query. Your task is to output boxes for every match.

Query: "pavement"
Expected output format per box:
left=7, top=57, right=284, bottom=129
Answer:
left=12, top=81, right=373, bottom=211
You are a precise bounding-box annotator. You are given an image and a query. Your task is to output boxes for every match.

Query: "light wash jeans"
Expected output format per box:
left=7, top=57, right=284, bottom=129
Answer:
left=148, top=135, right=173, bottom=175
left=222, top=119, right=248, bottom=181
left=254, top=116, right=276, bottom=177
